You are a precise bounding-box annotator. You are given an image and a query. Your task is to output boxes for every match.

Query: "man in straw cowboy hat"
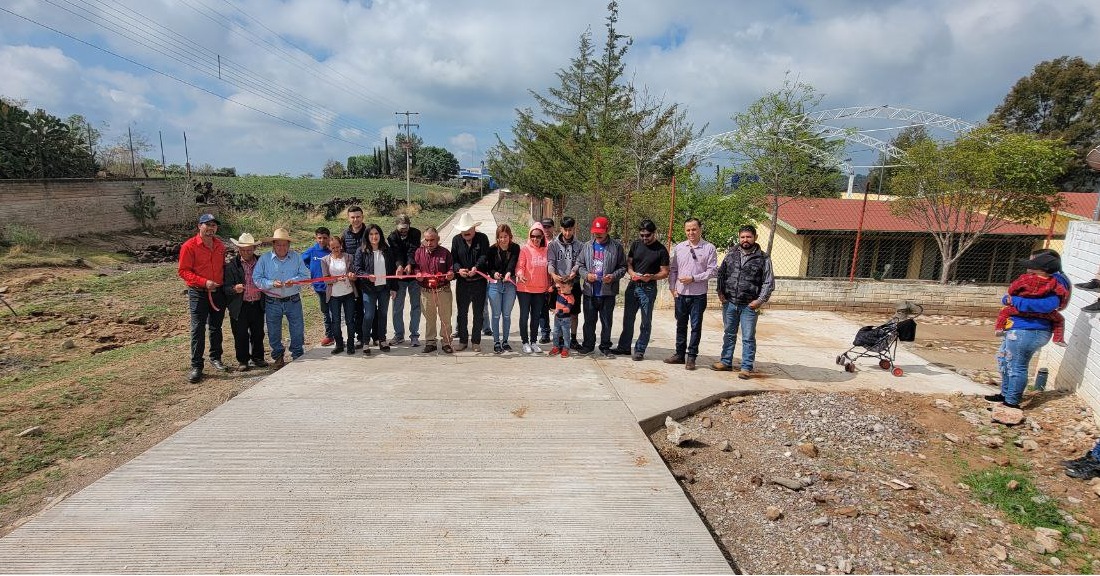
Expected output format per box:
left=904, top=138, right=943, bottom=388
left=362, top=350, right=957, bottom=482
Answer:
left=450, top=211, right=490, bottom=352
left=252, top=228, right=311, bottom=368
left=178, top=213, right=228, bottom=384
left=223, top=232, right=267, bottom=372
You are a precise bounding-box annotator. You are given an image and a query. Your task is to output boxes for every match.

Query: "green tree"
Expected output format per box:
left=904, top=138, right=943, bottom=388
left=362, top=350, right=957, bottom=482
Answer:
left=322, top=159, right=346, bottom=179
left=723, top=76, right=844, bottom=252
left=416, top=146, right=460, bottom=181
left=0, top=100, right=95, bottom=178
left=989, top=56, right=1100, bottom=190
left=891, top=125, right=1072, bottom=283
left=383, top=137, right=391, bottom=176
left=392, top=133, right=424, bottom=177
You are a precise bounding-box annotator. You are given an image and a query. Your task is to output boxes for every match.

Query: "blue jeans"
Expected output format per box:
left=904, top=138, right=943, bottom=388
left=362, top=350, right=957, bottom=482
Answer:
left=617, top=281, right=657, bottom=354
left=674, top=294, right=707, bottom=359
left=391, top=280, right=420, bottom=340
left=363, top=290, right=390, bottom=345
left=996, top=328, right=1052, bottom=406
left=315, top=289, right=334, bottom=339
left=553, top=316, right=572, bottom=349
left=487, top=281, right=517, bottom=345
left=327, top=293, right=357, bottom=348
left=265, top=295, right=305, bottom=360
left=719, top=301, right=759, bottom=370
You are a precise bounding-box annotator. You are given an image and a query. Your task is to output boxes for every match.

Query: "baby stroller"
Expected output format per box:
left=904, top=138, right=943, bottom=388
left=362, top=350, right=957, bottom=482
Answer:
left=835, top=301, right=923, bottom=376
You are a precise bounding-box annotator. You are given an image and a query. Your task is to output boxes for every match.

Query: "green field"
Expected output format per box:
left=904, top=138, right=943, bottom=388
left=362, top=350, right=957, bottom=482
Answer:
left=205, top=176, right=463, bottom=205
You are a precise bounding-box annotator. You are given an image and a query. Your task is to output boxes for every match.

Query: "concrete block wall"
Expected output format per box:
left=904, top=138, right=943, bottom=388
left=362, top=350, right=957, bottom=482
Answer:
left=1039, top=220, right=1100, bottom=415
left=0, top=179, right=196, bottom=239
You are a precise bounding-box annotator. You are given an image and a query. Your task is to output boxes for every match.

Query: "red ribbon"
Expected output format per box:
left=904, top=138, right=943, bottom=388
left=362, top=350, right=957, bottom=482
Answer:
left=279, top=272, right=451, bottom=287
left=207, top=289, right=221, bottom=312
left=474, top=270, right=516, bottom=285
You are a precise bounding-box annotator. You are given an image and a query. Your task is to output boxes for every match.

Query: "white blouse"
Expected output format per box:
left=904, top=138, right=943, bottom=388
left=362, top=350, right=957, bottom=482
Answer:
left=329, top=257, right=353, bottom=297
left=373, top=252, right=386, bottom=286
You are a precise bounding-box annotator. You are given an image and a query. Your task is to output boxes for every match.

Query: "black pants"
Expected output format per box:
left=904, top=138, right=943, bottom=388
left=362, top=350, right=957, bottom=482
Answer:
left=353, top=291, right=365, bottom=343
left=582, top=293, right=616, bottom=352
left=230, top=299, right=266, bottom=365
left=455, top=280, right=488, bottom=344
left=517, top=291, right=546, bottom=344
left=675, top=294, right=708, bottom=359
left=539, top=287, right=553, bottom=339
left=189, top=288, right=225, bottom=369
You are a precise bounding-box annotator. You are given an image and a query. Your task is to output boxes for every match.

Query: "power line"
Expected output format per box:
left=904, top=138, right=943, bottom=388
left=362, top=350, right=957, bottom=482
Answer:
left=0, top=5, right=370, bottom=148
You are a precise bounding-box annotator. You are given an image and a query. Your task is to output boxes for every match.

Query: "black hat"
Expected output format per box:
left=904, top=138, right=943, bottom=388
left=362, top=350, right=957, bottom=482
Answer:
left=1017, top=252, right=1061, bottom=274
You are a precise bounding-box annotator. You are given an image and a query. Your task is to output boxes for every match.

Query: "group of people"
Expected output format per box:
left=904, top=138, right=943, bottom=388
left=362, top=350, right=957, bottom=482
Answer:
left=178, top=209, right=776, bottom=383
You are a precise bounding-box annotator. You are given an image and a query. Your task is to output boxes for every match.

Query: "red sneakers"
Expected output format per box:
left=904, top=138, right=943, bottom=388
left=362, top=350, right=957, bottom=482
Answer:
left=561, top=349, right=569, bottom=358
left=549, top=347, right=561, bottom=356
left=320, top=337, right=335, bottom=346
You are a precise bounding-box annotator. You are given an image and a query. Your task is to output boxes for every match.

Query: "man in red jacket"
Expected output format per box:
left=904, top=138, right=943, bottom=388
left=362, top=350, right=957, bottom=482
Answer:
left=178, top=213, right=228, bottom=383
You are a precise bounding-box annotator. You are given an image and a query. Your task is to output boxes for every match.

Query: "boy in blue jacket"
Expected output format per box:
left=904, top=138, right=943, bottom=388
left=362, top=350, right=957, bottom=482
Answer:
left=302, top=227, right=335, bottom=346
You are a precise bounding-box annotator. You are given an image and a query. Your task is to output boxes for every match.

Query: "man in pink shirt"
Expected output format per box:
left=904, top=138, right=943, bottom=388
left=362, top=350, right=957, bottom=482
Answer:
left=665, top=218, right=718, bottom=371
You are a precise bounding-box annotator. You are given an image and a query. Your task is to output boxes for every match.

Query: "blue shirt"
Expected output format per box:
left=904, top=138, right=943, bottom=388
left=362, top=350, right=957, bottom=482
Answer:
left=592, top=241, right=606, bottom=297
left=253, top=250, right=311, bottom=298
left=1005, top=293, right=1061, bottom=331
left=301, top=242, right=331, bottom=293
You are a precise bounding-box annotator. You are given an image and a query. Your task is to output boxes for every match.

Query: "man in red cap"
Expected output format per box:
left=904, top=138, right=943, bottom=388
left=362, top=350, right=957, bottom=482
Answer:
left=577, top=216, right=627, bottom=358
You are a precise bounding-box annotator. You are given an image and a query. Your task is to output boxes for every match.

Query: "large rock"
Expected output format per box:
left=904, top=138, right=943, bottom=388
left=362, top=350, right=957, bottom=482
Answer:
left=991, top=404, right=1025, bottom=426
left=665, top=416, right=698, bottom=446
left=976, top=435, right=1005, bottom=449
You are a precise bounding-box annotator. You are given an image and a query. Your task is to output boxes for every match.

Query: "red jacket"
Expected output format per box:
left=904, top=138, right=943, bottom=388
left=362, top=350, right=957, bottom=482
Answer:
left=178, top=234, right=226, bottom=289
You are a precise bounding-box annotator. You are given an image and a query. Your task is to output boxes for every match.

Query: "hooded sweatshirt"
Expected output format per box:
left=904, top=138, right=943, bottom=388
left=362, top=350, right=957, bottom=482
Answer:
left=516, top=222, right=550, bottom=294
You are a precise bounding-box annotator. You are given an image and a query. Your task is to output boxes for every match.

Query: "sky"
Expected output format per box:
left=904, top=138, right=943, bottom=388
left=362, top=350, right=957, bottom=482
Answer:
left=2, top=0, right=1099, bottom=177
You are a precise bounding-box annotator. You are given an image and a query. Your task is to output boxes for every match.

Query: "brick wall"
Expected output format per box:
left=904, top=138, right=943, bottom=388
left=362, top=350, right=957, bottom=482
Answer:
left=0, top=179, right=196, bottom=239
left=654, top=277, right=1005, bottom=316
left=1039, top=220, right=1100, bottom=416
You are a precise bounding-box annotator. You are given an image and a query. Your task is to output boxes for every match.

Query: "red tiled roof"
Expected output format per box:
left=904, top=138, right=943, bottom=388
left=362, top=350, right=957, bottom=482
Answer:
left=769, top=197, right=1048, bottom=236
left=1056, top=192, right=1099, bottom=219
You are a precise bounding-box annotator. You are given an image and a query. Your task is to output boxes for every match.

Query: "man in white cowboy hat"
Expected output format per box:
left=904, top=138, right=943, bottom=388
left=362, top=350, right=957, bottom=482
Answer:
left=222, top=232, right=267, bottom=372
left=449, top=211, right=490, bottom=352
left=178, top=213, right=228, bottom=384
left=252, top=228, right=311, bottom=368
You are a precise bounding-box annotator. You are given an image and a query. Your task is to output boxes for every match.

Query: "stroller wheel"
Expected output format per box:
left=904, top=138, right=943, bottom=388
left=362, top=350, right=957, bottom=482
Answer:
left=892, top=367, right=904, bottom=377
left=844, top=362, right=856, bottom=373
left=878, top=359, right=892, bottom=370
left=836, top=355, right=846, bottom=366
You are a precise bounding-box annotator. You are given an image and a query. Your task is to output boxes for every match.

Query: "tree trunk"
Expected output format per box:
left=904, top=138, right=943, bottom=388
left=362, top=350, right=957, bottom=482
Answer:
left=766, top=194, right=780, bottom=254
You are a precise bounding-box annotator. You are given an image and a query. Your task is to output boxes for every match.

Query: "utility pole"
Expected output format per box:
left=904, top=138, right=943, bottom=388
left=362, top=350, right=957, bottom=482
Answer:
left=183, top=131, right=191, bottom=180
left=395, top=111, right=419, bottom=208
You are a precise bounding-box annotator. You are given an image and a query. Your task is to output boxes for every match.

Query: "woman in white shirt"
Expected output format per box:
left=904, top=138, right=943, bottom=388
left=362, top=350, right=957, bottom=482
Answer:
left=320, top=236, right=358, bottom=355
left=352, top=224, right=399, bottom=355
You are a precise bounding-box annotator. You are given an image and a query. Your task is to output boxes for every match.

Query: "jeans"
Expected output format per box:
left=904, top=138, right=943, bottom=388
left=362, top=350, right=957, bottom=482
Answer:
left=674, top=294, right=707, bottom=359
left=265, top=295, right=305, bottom=360
left=719, top=301, right=759, bottom=370
left=617, top=281, right=657, bottom=354
left=553, top=316, right=572, bottom=349
left=328, top=293, right=357, bottom=348
left=391, top=280, right=421, bottom=340
left=315, top=289, right=334, bottom=339
left=517, top=291, right=545, bottom=344
left=455, top=280, right=488, bottom=344
left=353, top=292, right=365, bottom=344
left=996, top=328, right=1052, bottom=406
left=230, top=299, right=265, bottom=365
left=582, top=294, right=616, bottom=352
left=188, top=288, right=225, bottom=369
left=487, top=281, right=517, bottom=345
left=362, top=290, right=390, bottom=346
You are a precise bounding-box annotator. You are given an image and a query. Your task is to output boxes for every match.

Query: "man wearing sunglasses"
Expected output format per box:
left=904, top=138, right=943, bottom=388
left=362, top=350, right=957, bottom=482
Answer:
left=714, top=225, right=775, bottom=379
left=577, top=216, right=627, bottom=358
left=611, top=219, right=669, bottom=361
left=666, top=217, right=718, bottom=371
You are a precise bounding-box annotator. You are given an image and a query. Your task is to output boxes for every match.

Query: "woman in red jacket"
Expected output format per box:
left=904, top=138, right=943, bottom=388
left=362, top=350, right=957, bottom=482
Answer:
left=515, top=222, right=550, bottom=354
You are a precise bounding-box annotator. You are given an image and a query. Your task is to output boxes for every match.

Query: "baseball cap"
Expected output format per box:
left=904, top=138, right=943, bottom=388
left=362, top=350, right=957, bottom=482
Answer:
left=590, top=217, right=609, bottom=233
left=1017, top=252, right=1061, bottom=274
left=198, top=213, right=219, bottom=225
left=541, top=217, right=555, bottom=228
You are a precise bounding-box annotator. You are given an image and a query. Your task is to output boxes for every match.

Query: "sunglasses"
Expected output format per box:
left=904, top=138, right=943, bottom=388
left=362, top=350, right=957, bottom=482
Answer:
left=689, top=247, right=697, bottom=261
left=530, top=233, right=544, bottom=238
left=639, top=231, right=653, bottom=238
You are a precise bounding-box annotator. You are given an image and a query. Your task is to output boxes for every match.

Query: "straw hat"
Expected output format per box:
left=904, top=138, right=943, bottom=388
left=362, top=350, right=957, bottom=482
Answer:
left=231, top=232, right=259, bottom=247
left=266, top=228, right=292, bottom=242
left=454, top=212, right=482, bottom=231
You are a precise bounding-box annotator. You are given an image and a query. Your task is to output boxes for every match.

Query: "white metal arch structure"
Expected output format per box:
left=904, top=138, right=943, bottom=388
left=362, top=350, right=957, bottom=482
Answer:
left=679, top=105, right=978, bottom=168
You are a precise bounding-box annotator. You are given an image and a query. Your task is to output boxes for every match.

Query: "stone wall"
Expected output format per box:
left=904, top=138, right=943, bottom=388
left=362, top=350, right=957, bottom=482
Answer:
left=1039, top=220, right=1100, bottom=416
left=654, top=277, right=1005, bottom=316
left=0, top=179, right=196, bottom=239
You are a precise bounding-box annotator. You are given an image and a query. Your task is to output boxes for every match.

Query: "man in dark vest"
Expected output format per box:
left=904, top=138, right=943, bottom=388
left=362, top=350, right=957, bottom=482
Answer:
left=713, top=225, right=775, bottom=379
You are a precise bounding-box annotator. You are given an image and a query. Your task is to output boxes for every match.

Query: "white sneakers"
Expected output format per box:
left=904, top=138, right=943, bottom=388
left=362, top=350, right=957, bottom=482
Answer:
left=522, top=343, right=533, bottom=354
left=531, top=343, right=542, bottom=353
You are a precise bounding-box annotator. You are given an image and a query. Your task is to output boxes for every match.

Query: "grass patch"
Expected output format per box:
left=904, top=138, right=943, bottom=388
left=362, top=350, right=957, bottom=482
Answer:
left=961, top=467, right=1067, bottom=531
left=0, top=335, right=187, bottom=393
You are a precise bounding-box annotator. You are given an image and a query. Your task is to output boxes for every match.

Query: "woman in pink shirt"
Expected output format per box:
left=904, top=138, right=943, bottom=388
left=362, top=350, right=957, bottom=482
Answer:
left=516, top=222, right=550, bottom=354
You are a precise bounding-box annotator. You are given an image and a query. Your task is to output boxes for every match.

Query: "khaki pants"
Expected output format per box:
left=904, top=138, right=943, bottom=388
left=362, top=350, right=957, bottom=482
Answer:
left=421, top=286, right=453, bottom=346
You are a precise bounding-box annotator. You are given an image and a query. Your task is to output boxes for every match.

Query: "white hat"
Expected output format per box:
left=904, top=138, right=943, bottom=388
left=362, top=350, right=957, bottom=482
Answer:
left=265, top=228, right=292, bottom=242
left=454, top=212, right=482, bottom=231
left=231, top=232, right=259, bottom=247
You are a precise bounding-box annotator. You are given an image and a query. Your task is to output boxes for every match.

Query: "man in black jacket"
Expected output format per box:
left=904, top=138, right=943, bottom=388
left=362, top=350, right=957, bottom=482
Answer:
left=388, top=214, right=422, bottom=347
left=222, top=232, right=267, bottom=371
left=713, top=225, right=775, bottom=379
left=341, top=206, right=368, bottom=347
left=450, top=212, right=490, bottom=352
